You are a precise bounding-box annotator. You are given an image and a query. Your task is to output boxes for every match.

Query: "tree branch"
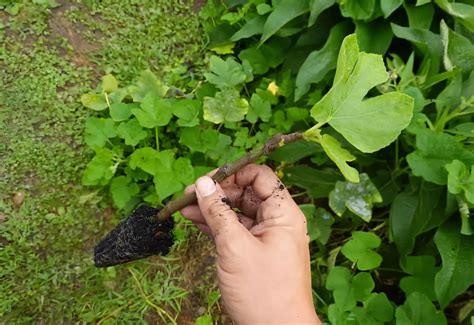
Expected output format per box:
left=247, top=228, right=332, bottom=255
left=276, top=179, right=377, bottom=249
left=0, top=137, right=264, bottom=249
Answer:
left=156, top=132, right=304, bottom=221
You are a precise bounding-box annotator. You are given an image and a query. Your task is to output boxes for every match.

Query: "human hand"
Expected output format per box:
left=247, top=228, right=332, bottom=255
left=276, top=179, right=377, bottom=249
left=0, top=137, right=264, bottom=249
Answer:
left=181, top=164, right=320, bottom=324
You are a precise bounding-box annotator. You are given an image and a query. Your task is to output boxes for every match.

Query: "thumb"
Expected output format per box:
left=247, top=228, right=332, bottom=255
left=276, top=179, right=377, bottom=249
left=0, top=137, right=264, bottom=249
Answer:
left=195, top=176, right=246, bottom=243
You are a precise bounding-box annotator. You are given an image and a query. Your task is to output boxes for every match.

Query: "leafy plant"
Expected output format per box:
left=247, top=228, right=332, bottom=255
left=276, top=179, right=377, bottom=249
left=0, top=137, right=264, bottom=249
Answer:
left=81, top=0, right=474, bottom=322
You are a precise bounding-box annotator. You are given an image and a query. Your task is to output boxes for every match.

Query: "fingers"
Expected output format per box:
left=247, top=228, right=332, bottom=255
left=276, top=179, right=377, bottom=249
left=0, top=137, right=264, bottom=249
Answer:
left=194, top=176, right=247, bottom=244
left=235, top=164, right=285, bottom=201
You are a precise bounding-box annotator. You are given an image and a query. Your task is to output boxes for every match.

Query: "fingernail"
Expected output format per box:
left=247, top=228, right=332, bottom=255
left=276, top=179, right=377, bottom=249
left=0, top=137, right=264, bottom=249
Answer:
left=196, top=176, right=216, bottom=197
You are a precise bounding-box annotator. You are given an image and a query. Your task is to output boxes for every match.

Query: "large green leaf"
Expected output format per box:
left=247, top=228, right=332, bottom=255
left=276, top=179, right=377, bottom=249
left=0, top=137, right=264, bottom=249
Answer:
left=295, top=22, right=351, bottom=101
left=204, top=56, right=247, bottom=89
left=391, top=23, right=443, bottom=75
left=129, top=148, right=174, bottom=175
left=311, top=34, right=414, bottom=153
left=284, top=165, right=343, bottom=198
left=364, top=293, right=395, bottom=322
left=440, top=20, right=474, bottom=74
left=260, top=0, right=310, bottom=44
left=172, top=99, right=201, bottom=127
left=117, top=119, right=148, bottom=147
left=435, top=221, right=474, bottom=308
left=84, top=117, right=117, bottom=149
left=203, top=89, right=249, bottom=124
left=109, top=176, right=139, bottom=209
left=390, top=180, right=448, bottom=256
left=82, top=148, right=117, bottom=186
left=231, top=15, right=266, bottom=42
left=407, top=129, right=474, bottom=185
left=308, top=0, right=335, bottom=26
left=329, top=173, right=382, bottom=222
left=355, top=19, right=393, bottom=54
left=110, top=103, right=134, bottom=122
left=435, top=0, right=474, bottom=32
left=395, top=292, right=447, bottom=325
left=400, top=255, right=438, bottom=300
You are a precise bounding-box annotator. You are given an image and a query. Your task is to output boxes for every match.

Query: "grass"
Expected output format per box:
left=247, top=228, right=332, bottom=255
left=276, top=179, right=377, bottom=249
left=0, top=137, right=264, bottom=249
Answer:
left=0, top=1, right=220, bottom=323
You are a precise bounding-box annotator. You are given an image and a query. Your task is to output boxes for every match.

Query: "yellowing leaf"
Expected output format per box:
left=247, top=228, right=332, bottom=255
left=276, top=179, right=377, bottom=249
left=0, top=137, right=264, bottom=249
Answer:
left=101, top=74, right=118, bottom=93
left=203, top=89, right=249, bottom=124
left=320, top=134, right=359, bottom=183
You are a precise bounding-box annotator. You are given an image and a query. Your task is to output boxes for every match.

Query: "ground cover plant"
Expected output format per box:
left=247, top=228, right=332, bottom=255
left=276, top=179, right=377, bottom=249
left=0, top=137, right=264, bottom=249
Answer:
left=79, top=0, right=474, bottom=323
left=0, top=1, right=224, bottom=323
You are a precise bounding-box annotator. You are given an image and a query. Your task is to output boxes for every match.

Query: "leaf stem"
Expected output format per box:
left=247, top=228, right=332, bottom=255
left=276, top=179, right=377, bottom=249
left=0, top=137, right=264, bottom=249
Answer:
left=156, top=132, right=304, bottom=221
left=104, top=92, right=111, bottom=109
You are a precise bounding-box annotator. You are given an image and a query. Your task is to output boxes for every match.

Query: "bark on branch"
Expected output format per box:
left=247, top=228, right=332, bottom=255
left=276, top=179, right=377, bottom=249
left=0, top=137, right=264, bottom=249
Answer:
left=156, top=132, right=304, bottom=221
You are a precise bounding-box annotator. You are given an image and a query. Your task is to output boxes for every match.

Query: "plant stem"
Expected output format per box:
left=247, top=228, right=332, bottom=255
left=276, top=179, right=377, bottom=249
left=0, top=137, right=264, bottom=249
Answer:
left=155, top=127, right=160, bottom=151
left=156, top=132, right=304, bottom=221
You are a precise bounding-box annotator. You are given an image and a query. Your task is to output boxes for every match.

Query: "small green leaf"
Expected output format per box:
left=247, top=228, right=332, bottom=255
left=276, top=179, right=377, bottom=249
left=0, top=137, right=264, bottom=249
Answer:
left=82, top=148, right=117, bottom=186
left=256, top=3, right=272, bottom=15
left=400, top=255, right=438, bottom=300
left=109, top=176, right=139, bottom=209
left=172, top=99, right=201, bottom=127
left=320, top=134, right=359, bottom=183
left=435, top=221, right=474, bottom=308
left=84, top=117, right=117, bottom=148
left=173, top=157, right=195, bottom=185
left=329, top=173, right=381, bottom=222
left=247, top=92, right=272, bottom=123
left=203, top=89, right=249, bottom=124
left=110, top=103, right=134, bottom=122
left=311, top=34, right=414, bottom=153
left=260, top=0, right=310, bottom=44
left=407, top=129, right=474, bottom=185
left=300, top=204, right=334, bottom=244
left=446, top=160, right=474, bottom=204
left=81, top=94, right=108, bottom=111
left=326, top=267, right=375, bottom=311
left=341, top=231, right=382, bottom=270
left=101, top=74, right=118, bottom=93
left=395, top=292, right=447, bottom=325
left=132, top=93, right=173, bottom=128
left=204, top=56, right=247, bottom=89
left=195, top=315, right=213, bottom=325
left=117, top=119, right=148, bottom=146
left=338, top=0, right=376, bottom=20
